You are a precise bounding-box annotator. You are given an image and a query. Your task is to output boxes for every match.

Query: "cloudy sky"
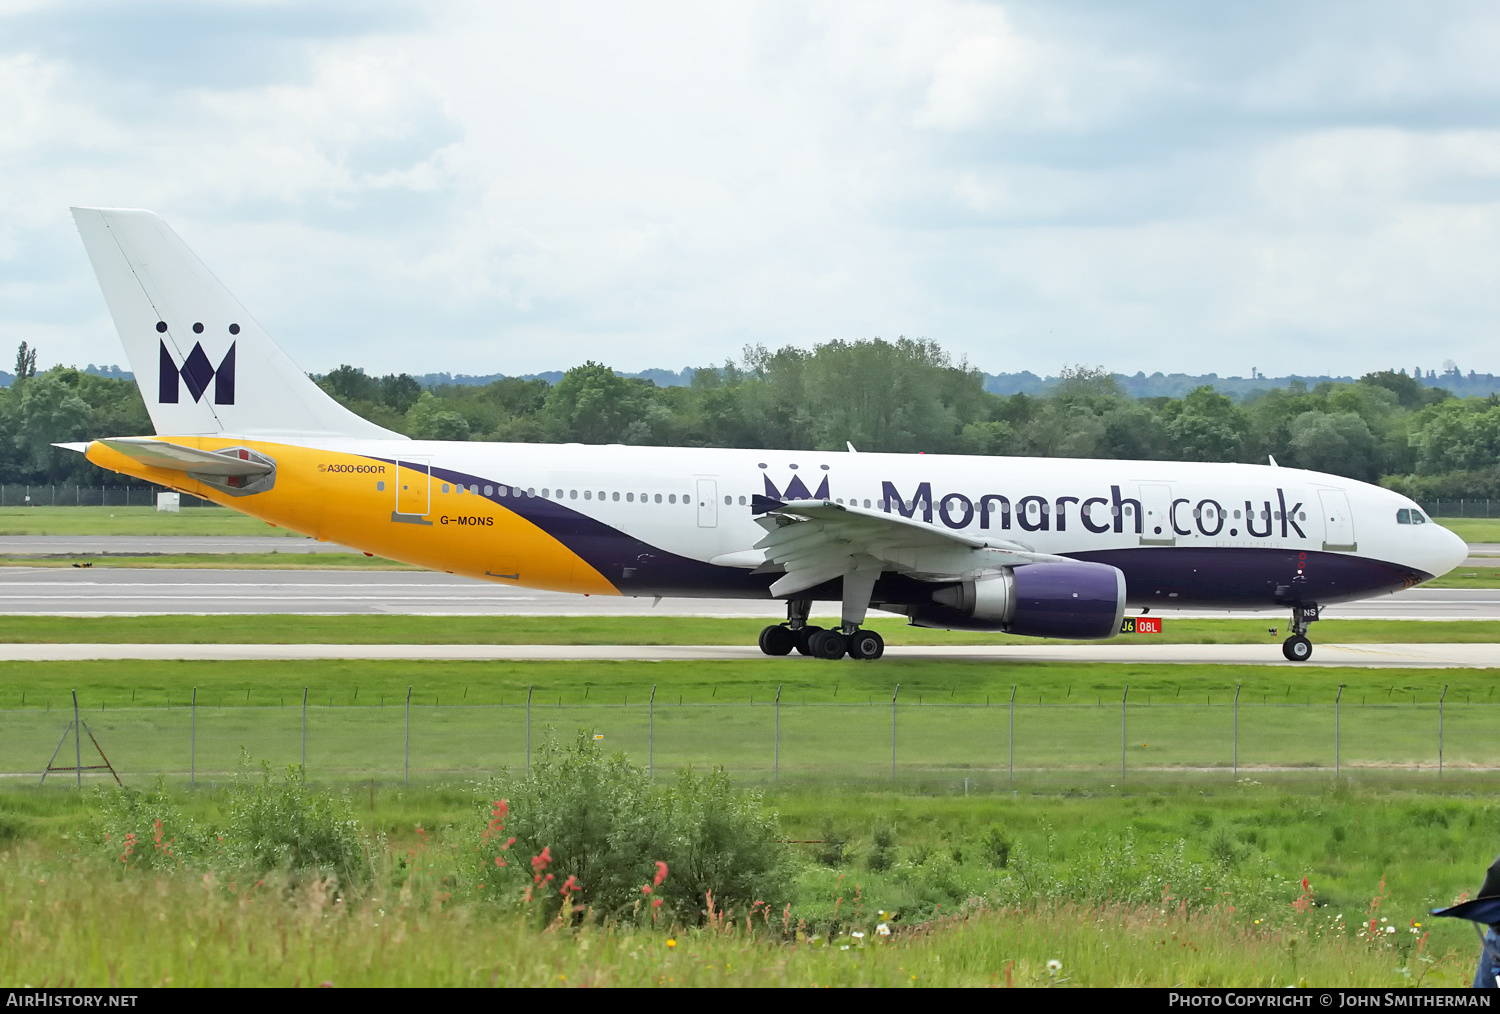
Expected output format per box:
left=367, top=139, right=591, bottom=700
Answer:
left=4, top=1, right=1500, bottom=379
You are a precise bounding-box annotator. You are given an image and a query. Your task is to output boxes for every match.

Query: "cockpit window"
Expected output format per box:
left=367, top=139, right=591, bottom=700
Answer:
left=1397, top=508, right=1429, bottom=526
left=1412, top=511, right=1427, bottom=525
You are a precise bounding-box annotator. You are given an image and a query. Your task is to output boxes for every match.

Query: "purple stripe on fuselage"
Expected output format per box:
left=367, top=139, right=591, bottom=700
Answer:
left=388, top=460, right=1429, bottom=608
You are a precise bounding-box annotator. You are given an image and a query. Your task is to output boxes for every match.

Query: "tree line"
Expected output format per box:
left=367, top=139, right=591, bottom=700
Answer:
left=4, top=337, right=1498, bottom=500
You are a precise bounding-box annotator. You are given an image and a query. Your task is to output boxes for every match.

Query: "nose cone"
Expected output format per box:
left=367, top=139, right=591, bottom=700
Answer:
left=1429, top=524, right=1469, bottom=578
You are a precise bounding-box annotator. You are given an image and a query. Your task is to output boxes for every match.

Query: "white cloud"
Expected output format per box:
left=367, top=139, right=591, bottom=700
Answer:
left=2, top=0, right=1500, bottom=382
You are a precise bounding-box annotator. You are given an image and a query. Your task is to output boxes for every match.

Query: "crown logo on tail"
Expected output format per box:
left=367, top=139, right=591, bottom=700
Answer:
left=159, top=340, right=235, bottom=405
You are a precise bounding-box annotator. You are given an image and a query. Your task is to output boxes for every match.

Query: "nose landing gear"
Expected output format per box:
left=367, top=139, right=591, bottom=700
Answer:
left=1281, top=603, right=1320, bottom=662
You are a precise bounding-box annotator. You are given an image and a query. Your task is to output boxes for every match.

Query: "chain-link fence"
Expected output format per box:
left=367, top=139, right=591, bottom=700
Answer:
left=0, top=484, right=216, bottom=508
left=1419, top=498, right=1499, bottom=519
left=5, top=688, right=1497, bottom=789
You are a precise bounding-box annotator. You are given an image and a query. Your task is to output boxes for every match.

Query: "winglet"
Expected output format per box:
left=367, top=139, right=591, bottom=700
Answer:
left=52, top=442, right=91, bottom=454
left=1268, top=454, right=1279, bottom=467
left=751, top=493, right=786, bottom=515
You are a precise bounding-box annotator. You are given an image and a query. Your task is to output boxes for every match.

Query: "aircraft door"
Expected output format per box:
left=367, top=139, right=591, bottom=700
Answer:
left=1318, top=489, right=1357, bottom=551
left=396, top=456, right=430, bottom=517
left=1138, top=483, right=1175, bottom=546
left=696, top=478, right=718, bottom=528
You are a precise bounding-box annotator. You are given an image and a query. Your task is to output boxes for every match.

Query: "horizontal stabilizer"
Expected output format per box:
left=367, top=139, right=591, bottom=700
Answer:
left=94, top=437, right=273, bottom=477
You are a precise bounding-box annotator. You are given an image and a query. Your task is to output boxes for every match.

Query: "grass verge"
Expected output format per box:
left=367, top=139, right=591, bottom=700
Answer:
left=0, top=781, right=1492, bottom=987
left=0, top=506, right=300, bottom=537
left=0, top=553, right=410, bottom=569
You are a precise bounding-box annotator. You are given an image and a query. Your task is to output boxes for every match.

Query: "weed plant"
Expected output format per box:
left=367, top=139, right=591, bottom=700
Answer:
left=472, top=733, right=792, bottom=923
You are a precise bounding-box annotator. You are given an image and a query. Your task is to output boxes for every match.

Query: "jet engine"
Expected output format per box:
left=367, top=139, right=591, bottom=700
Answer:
left=919, top=560, right=1126, bottom=639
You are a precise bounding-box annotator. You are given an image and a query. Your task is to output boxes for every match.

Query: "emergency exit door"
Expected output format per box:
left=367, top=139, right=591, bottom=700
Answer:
left=1138, top=483, right=1176, bottom=546
left=1318, top=489, right=1356, bottom=551
left=696, top=478, right=718, bottom=528
left=396, top=457, right=430, bottom=517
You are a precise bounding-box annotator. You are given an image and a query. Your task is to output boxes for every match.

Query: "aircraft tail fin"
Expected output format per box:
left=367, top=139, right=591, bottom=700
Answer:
left=70, top=207, right=402, bottom=440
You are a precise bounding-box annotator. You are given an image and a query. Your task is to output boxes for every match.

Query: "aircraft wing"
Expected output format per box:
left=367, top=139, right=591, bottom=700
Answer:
left=78, top=437, right=274, bottom=477
left=750, top=498, right=1069, bottom=597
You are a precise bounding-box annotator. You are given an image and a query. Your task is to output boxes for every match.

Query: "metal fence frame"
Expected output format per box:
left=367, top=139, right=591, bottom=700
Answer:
left=10, top=685, right=1496, bottom=789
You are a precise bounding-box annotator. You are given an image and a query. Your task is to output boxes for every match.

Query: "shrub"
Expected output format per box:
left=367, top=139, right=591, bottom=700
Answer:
left=978, top=824, right=1012, bottom=868
left=89, top=776, right=207, bottom=871
left=866, top=821, right=897, bottom=873
left=657, top=767, right=793, bottom=921
left=474, top=733, right=793, bottom=923
left=219, top=764, right=371, bottom=882
left=813, top=817, right=847, bottom=868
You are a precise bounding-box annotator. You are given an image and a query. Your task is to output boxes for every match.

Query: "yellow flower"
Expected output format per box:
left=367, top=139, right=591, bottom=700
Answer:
left=666, top=938, right=677, bottom=949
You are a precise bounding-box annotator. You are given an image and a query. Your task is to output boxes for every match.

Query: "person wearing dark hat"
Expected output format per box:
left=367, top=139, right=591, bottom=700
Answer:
left=1432, top=854, right=1500, bottom=989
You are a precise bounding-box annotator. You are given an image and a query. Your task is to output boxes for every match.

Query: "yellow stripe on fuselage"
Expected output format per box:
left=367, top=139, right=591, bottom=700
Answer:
left=85, top=437, right=621, bottom=595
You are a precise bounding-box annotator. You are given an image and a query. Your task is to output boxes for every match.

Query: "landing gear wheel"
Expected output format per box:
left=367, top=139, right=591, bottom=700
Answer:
left=1282, top=635, right=1313, bottom=662
left=794, top=625, right=824, bottom=656
left=758, top=624, right=795, bottom=656
left=846, top=629, right=885, bottom=660
left=809, top=629, right=848, bottom=660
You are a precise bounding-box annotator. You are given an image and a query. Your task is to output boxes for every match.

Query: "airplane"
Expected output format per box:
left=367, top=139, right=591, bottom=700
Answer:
left=59, top=208, right=1468, bottom=662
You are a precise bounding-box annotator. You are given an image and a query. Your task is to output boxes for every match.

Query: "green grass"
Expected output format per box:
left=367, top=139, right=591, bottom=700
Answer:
left=0, top=505, right=298, bottom=536
left=1, top=657, right=1493, bottom=707
left=0, top=782, right=1492, bottom=986
left=1426, top=567, right=1500, bottom=588
left=1436, top=517, right=1500, bottom=543
left=4, top=613, right=1500, bottom=646
left=0, top=553, right=411, bottom=569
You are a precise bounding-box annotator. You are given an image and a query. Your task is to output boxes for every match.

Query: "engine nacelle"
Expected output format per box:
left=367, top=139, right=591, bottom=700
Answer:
left=924, top=561, right=1126, bottom=639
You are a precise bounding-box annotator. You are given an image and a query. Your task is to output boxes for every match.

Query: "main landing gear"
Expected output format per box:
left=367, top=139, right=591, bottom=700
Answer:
left=757, top=593, right=886, bottom=660
left=1281, top=603, right=1319, bottom=662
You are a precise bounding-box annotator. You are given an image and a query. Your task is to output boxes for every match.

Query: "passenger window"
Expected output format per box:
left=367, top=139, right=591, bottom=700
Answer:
left=377, top=481, right=385, bottom=492
left=597, top=491, right=605, bottom=500
left=669, top=494, right=677, bottom=504
left=655, top=494, right=663, bottom=504
left=526, top=487, right=535, bottom=498
left=484, top=485, right=494, bottom=496
left=584, top=490, right=592, bottom=500
left=541, top=488, right=549, bottom=498
left=1397, top=508, right=1411, bottom=524
left=570, top=490, right=578, bottom=499
left=612, top=492, right=620, bottom=501
left=469, top=485, right=478, bottom=494
left=441, top=483, right=450, bottom=494
left=863, top=499, right=870, bottom=508
left=723, top=495, right=731, bottom=505
left=739, top=496, right=746, bottom=506
left=456, top=485, right=464, bottom=495
left=627, top=492, right=634, bottom=502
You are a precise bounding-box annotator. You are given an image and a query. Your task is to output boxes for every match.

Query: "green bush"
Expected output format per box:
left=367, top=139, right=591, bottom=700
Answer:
left=89, top=776, right=208, bottom=871
left=220, top=765, right=371, bottom=882
left=474, top=733, right=793, bottom=923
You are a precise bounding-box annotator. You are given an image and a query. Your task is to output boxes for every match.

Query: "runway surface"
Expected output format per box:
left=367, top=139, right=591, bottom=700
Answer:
left=1, top=642, right=1495, bottom=667
left=1, top=565, right=1499, bottom=619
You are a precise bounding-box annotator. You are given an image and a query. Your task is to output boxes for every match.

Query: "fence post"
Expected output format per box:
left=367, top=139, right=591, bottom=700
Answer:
left=1121, top=684, right=1129, bottom=780
left=72, top=689, right=81, bottom=789
left=526, top=685, right=533, bottom=774
left=773, top=683, right=781, bottom=782
left=404, top=685, right=411, bottom=785
left=648, top=683, right=657, bottom=778
left=1334, top=684, right=1343, bottom=778
left=1008, top=684, right=1017, bottom=788
left=190, top=686, right=197, bottom=788
left=1233, top=683, right=1241, bottom=779
left=1439, top=684, right=1448, bottom=779
left=891, top=684, right=900, bottom=780
left=300, top=687, right=308, bottom=772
